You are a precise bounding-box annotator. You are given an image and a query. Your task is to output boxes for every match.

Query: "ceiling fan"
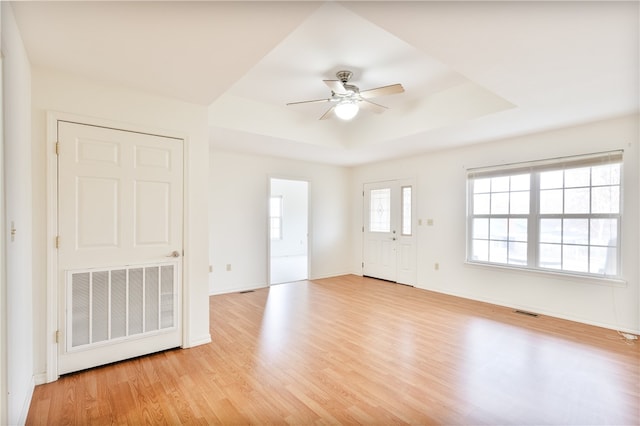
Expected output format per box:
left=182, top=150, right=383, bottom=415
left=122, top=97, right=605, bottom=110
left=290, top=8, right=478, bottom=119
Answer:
left=286, top=70, right=404, bottom=121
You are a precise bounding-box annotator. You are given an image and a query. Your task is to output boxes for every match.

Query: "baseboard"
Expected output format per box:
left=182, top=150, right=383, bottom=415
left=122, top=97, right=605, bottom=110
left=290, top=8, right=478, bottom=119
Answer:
left=415, top=284, right=640, bottom=336
left=33, top=372, right=47, bottom=386
left=17, top=376, right=35, bottom=426
left=183, top=333, right=212, bottom=348
left=309, top=271, right=354, bottom=281
left=209, top=283, right=267, bottom=296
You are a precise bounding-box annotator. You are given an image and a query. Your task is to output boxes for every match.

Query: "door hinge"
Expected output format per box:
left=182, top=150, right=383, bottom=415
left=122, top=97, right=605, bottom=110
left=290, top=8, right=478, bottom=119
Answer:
left=362, top=226, right=364, bottom=232
left=362, top=262, right=364, bottom=268
left=55, top=236, right=60, bottom=248
left=55, top=330, right=61, bottom=343
left=55, top=141, right=60, bottom=155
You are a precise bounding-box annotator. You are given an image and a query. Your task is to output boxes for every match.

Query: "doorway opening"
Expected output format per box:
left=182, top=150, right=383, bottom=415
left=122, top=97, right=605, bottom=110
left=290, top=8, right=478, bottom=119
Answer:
left=269, top=178, right=309, bottom=284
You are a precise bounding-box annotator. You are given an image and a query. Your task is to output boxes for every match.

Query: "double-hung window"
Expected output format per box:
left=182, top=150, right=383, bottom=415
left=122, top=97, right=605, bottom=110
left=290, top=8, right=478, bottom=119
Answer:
left=467, top=151, right=622, bottom=279
left=270, top=196, right=283, bottom=240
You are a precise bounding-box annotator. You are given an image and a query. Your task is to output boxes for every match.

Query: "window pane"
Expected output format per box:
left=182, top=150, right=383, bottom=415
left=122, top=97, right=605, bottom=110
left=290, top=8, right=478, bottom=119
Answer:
left=592, top=164, right=620, bottom=186
left=474, top=194, right=490, bottom=214
left=510, top=191, right=529, bottom=214
left=563, top=219, right=588, bottom=245
left=489, top=240, right=507, bottom=263
left=540, top=219, right=561, bottom=243
left=590, top=219, right=617, bottom=246
left=491, top=193, right=509, bottom=214
left=590, top=246, right=617, bottom=275
left=563, top=245, right=588, bottom=273
left=270, top=197, right=281, bottom=216
left=489, top=218, right=508, bottom=241
left=401, top=186, right=412, bottom=236
left=508, top=242, right=528, bottom=265
left=473, top=218, right=489, bottom=239
left=540, top=170, right=563, bottom=189
left=491, top=176, right=510, bottom=192
left=370, top=188, right=391, bottom=232
left=565, top=167, right=590, bottom=188
left=270, top=218, right=281, bottom=240
left=474, top=178, right=491, bottom=193
left=564, top=187, right=590, bottom=214
left=539, top=243, right=561, bottom=269
left=592, top=186, right=620, bottom=213
left=509, top=219, right=527, bottom=242
left=472, top=240, right=489, bottom=261
left=510, top=174, right=530, bottom=191
left=540, top=189, right=563, bottom=214
left=270, top=197, right=282, bottom=240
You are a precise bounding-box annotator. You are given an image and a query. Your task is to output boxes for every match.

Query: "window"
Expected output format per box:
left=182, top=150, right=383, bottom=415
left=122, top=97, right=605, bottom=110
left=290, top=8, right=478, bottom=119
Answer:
left=401, top=186, right=412, bottom=236
left=467, top=151, right=622, bottom=278
left=270, top=196, right=282, bottom=240
left=369, top=188, right=391, bottom=232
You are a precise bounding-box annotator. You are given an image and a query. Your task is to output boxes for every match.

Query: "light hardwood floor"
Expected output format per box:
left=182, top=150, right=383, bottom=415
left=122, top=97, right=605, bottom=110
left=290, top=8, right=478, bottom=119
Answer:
left=27, top=275, right=639, bottom=425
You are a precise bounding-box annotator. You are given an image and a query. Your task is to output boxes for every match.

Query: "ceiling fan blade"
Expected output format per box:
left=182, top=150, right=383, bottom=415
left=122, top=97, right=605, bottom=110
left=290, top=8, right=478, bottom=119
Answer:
left=359, top=84, right=405, bottom=99
left=323, top=79, right=348, bottom=95
left=359, top=99, right=388, bottom=114
left=319, top=106, right=336, bottom=120
left=286, top=98, right=331, bottom=106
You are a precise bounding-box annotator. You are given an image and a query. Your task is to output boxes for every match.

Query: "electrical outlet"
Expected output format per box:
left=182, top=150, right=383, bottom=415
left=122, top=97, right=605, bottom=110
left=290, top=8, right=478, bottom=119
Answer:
left=427, top=219, right=434, bottom=226
left=434, top=262, right=439, bottom=271
left=226, top=264, right=232, bottom=271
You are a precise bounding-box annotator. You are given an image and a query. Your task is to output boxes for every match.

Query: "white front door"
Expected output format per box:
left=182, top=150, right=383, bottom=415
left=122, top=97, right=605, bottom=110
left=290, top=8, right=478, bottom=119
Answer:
left=363, top=180, right=416, bottom=285
left=56, top=121, right=183, bottom=375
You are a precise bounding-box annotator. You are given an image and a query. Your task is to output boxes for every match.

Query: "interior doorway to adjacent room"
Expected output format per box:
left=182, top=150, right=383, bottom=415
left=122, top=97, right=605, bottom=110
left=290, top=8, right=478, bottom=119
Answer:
left=269, top=178, right=309, bottom=284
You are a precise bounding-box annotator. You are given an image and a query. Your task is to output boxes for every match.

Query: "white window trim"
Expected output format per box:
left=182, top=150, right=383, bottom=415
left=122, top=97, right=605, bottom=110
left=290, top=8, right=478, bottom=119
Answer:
left=466, top=150, right=623, bottom=280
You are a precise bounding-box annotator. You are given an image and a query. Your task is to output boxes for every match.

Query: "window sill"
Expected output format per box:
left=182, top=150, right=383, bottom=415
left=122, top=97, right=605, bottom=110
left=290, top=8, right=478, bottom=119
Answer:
left=464, top=261, right=627, bottom=287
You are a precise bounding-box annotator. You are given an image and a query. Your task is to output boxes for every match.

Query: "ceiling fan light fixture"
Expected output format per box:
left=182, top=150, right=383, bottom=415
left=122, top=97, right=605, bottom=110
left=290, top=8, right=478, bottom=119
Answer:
left=335, top=101, right=359, bottom=120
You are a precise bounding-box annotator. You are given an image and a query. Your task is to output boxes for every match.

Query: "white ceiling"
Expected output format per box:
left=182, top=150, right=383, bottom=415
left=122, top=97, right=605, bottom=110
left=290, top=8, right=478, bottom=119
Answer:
left=11, top=1, right=639, bottom=166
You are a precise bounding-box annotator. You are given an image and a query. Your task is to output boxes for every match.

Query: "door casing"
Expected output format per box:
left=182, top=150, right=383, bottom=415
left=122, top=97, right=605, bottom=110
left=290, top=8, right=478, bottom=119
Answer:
left=45, top=111, right=189, bottom=382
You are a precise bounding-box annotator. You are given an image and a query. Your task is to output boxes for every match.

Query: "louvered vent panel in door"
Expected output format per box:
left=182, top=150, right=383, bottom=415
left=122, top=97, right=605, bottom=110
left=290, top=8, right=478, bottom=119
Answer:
left=128, top=268, right=144, bottom=335
left=67, top=263, right=177, bottom=351
left=111, top=269, right=127, bottom=339
left=161, top=265, right=175, bottom=328
left=71, top=272, right=90, bottom=347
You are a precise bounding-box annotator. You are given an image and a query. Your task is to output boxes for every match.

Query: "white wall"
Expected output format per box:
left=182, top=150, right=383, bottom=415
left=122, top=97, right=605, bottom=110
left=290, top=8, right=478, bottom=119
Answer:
left=1, top=2, right=34, bottom=424
left=270, top=178, right=308, bottom=258
left=0, top=6, right=6, bottom=423
left=31, top=68, right=212, bottom=382
left=209, top=149, right=351, bottom=294
left=352, top=115, right=639, bottom=334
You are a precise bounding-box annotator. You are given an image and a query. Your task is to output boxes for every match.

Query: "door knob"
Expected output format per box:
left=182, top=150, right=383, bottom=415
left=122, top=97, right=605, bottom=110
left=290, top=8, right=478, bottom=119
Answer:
left=167, top=250, right=180, bottom=258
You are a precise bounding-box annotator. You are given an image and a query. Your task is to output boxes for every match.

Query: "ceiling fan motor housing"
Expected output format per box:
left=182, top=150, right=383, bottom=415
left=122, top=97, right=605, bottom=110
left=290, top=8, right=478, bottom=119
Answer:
left=336, top=70, right=353, bottom=83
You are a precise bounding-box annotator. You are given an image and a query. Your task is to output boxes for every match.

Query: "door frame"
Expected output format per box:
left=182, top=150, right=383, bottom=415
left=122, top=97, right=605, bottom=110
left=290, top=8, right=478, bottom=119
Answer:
left=267, top=175, right=311, bottom=285
left=45, top=111, right=189, bottom=382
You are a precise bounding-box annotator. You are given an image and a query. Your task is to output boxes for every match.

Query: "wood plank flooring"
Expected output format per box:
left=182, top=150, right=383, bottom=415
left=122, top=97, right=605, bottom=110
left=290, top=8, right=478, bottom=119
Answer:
left=27, top=275, right=640, bottom=425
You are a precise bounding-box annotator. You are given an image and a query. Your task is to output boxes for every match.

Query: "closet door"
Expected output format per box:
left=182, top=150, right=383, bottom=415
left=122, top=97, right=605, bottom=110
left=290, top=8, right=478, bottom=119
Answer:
left=57, top=121, right=183, bottom=374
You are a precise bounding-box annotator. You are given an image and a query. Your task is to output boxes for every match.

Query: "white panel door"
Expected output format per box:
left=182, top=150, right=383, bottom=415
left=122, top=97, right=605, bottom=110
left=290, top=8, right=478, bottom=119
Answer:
left=363, top=180, right=416, bottom=285
left=57, top=121, right=183, bottom=375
